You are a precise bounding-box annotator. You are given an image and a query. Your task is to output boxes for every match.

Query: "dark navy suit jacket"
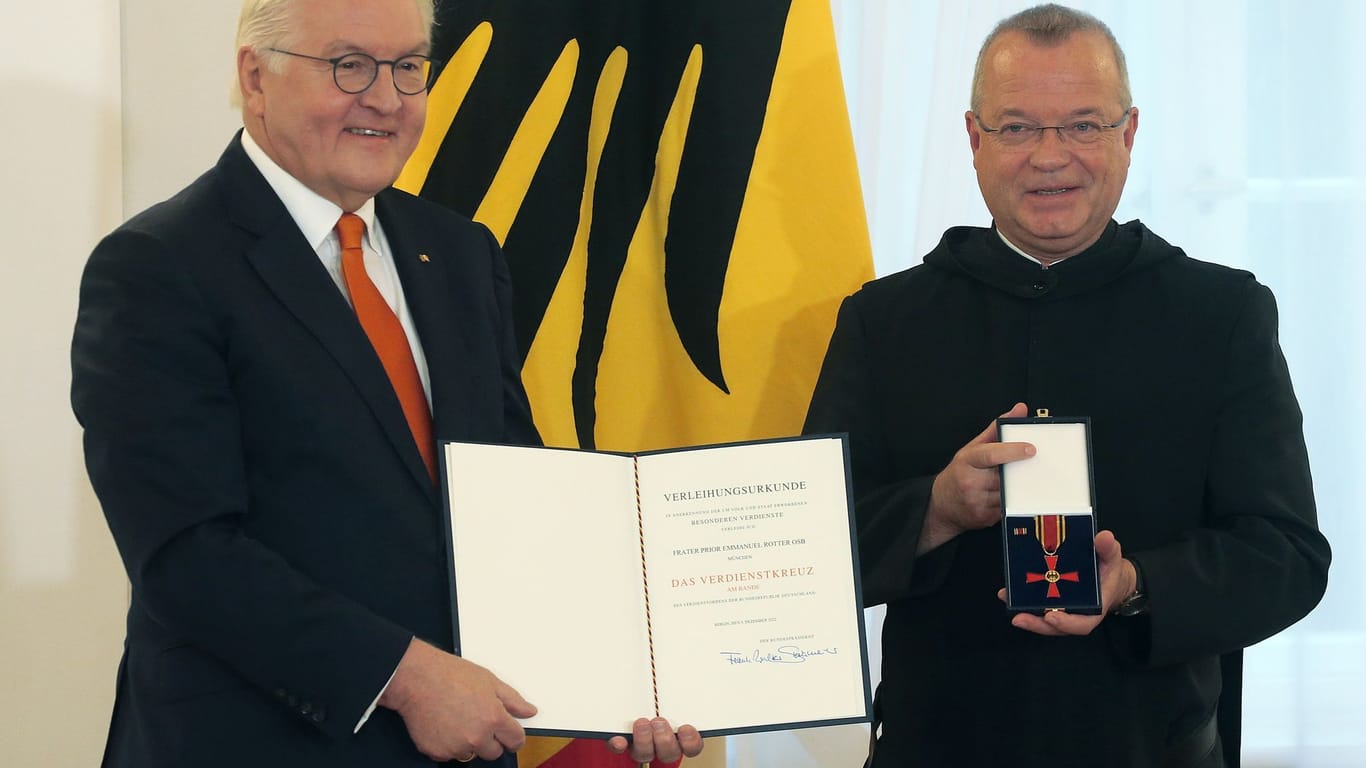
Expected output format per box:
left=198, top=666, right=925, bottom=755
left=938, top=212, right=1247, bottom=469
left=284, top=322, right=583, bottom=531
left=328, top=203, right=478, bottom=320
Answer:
left=72, top=134, right=538, bottom=767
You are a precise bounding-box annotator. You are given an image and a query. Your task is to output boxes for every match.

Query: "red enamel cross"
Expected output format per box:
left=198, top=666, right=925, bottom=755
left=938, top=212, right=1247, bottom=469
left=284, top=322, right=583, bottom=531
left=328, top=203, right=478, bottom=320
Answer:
left=1026, top=554, right=1080, bottom=598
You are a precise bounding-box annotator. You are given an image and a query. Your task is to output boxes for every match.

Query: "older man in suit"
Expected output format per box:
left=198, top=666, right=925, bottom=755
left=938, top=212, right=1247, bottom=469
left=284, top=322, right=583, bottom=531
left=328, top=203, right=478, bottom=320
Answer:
left=71, top=0, right=702, bottom=765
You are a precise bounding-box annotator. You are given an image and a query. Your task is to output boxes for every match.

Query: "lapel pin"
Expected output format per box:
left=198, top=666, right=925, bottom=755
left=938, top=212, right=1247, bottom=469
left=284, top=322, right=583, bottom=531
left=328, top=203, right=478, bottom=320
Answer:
left=418, top=253, right=431, bottom=263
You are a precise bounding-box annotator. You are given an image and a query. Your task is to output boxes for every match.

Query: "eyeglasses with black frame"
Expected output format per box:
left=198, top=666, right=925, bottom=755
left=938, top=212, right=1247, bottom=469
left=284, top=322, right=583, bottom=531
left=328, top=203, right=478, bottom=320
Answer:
left=974, top=109, right=1132, bottom=148
left=268, top=48, right=434, bottom=95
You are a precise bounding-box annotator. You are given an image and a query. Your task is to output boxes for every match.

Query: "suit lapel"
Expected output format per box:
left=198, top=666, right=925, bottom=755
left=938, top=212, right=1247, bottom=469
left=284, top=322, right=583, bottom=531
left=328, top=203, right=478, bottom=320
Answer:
left=376, top=191, right=476, bottom=452
left=218, top=138, right=438, bottom=501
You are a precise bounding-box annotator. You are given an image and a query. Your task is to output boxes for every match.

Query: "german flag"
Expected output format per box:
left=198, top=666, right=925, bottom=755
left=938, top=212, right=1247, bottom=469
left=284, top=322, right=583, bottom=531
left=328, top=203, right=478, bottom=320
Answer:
left=398, top=0, right=871, bottom=764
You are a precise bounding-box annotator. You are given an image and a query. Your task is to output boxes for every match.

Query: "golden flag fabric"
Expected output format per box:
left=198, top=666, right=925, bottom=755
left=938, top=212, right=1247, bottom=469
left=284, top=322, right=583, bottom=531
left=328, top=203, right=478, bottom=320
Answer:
left=397, top=0, right=872, bottom=765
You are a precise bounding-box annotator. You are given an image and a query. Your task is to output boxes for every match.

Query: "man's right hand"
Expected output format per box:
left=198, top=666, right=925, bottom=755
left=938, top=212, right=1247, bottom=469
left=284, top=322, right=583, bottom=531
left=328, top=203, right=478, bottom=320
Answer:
left=919, top=402, right=1035, bottom=554
left=379, top=638, right=536, bottom=762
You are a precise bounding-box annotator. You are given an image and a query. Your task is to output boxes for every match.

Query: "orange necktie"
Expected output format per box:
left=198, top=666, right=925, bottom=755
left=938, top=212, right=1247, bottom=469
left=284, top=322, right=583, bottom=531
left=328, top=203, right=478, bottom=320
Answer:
left=336, top=213, right=437, bottom=484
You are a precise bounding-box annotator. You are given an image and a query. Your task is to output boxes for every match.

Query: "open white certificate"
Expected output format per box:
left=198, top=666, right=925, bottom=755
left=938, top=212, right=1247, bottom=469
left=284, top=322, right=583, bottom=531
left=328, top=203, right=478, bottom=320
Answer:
left=441, top=435, right=872, bottom=738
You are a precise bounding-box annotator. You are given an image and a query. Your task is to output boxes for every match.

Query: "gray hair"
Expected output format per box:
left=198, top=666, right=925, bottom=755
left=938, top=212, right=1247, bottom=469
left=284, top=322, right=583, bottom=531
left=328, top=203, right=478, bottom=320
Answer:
left=970, top=3, right=1131, bottom=113
left=232, top=0, right=435, bottom=106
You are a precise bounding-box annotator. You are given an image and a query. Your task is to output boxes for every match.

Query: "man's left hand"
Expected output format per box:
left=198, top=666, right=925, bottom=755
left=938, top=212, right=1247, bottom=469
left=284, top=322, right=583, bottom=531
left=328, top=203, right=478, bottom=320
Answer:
left=1000, top=530, right=1138, bottom=637
left=606, top=717, right=704, bottom=764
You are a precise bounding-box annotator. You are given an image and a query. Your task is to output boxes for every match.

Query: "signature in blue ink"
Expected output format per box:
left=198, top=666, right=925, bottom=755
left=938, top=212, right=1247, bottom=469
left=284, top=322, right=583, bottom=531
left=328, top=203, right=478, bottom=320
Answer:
left=720, top=645, right=838, bottom=665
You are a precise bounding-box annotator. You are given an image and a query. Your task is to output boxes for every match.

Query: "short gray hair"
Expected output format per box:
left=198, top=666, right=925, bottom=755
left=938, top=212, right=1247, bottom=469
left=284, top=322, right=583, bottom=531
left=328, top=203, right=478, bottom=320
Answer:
left=970, top=3, right=1131, bottom=113
left=232, top=0, right=435, bottom=105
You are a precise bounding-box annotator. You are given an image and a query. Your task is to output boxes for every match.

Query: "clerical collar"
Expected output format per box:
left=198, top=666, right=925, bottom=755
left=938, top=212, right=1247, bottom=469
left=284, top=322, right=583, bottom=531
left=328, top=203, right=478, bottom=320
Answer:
left=995, top=230, right=1068, bottom=269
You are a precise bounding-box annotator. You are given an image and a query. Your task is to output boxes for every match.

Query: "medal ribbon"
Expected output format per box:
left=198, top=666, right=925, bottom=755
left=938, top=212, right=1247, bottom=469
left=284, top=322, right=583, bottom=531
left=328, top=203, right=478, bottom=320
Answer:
left=1025, top=515, right=1079, bottom=598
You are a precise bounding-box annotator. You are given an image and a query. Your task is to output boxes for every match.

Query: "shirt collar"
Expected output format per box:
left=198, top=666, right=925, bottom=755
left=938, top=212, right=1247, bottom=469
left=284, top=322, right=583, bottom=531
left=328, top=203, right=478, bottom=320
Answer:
left=239, top=129, right=377, bottom=251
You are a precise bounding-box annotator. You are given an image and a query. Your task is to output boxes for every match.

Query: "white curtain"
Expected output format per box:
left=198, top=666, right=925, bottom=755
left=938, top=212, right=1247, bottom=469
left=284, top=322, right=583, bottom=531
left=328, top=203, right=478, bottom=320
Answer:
left=730, top=1, right=1366, bottom=765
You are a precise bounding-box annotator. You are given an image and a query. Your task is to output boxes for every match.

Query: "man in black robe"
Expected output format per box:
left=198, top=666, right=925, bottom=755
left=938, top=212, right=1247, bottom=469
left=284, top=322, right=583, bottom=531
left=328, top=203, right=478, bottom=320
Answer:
left=803, top=5, right=1330, bottom=767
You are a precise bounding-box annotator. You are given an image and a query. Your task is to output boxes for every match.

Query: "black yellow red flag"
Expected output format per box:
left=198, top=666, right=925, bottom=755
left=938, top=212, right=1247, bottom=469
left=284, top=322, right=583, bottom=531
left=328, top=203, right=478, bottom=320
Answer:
left=397, top=0, right=872, bottom=764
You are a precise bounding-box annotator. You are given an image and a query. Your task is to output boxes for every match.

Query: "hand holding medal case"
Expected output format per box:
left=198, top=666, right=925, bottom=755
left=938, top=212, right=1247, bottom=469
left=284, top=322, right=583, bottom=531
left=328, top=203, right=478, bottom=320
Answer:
left=998, top=411, right=1101, bottom=614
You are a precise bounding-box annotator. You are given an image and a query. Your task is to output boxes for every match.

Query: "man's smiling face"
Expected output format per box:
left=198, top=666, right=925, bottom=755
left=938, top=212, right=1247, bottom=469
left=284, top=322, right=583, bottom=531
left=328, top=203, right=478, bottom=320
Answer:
left=966, top=30, right=1137, bottom=263
left=239, top=0, right=429, bottom=212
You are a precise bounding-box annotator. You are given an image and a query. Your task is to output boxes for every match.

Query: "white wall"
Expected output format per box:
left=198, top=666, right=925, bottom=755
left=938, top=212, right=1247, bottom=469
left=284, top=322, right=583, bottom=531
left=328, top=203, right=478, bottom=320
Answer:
left=1, top=2, right=125, bottom=764
left=120, top=1, right=242, bottom=214
left=0, top=2, right=238, bottom=763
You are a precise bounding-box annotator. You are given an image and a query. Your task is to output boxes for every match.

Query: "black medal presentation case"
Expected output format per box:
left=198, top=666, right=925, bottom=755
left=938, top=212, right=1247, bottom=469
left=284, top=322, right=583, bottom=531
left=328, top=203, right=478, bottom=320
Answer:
left=997, top=411, right=1101, bottom=615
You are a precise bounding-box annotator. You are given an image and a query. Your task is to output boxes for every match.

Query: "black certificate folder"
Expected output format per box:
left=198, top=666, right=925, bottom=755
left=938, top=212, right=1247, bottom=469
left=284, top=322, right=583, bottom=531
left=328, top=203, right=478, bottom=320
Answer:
left=997, top=415, right=1102, bottom=614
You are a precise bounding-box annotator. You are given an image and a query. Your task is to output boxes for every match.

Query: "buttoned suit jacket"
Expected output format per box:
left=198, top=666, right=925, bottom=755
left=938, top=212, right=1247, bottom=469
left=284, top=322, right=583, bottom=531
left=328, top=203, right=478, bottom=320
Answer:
left=72, top=134, right=538, bottom=768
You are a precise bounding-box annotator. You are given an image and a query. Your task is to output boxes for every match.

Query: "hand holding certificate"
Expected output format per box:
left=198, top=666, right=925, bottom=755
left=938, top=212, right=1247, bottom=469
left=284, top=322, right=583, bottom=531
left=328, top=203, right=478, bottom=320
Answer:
left=441, top=435, right=872, bottom=738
